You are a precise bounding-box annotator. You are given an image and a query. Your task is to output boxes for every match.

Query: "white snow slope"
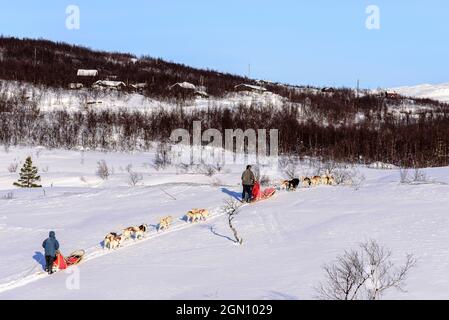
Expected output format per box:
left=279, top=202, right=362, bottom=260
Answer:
left=1, top=147, right=449, bottom=299
left=392, top=82, right=449, bottom=103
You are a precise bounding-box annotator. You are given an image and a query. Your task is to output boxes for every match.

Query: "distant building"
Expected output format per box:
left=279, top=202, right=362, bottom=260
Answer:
left=384, top=91, right=400, bottom=99
left=77, top=69, right=99, bottom=77
left=169, top=82, right=209, bottom=98
left=256, top=79, right=276, bottom=86
left=129, top=83, right=148, bottom=93
left=92, top=80, right=126, bottom=91
left=321, top=87, right=336, bottom=93
left=234, top=84, right=267, bottom=93
left=169, top=82, right=197, bottom=91
left=194, top=90, right=209, bottom=98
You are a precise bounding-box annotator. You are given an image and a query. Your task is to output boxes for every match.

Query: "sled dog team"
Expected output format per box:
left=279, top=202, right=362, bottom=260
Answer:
left=281, top=174, right=335, bottom=191
left=103, top=223, right=148, bottom=250
left=104, top=209, right=210, bottom=250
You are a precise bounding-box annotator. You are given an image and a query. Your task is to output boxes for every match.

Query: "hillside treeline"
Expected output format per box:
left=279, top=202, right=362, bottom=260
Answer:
left=1, top=91, right=449, bottom=167
left=0, top=37, right=251, bottom=98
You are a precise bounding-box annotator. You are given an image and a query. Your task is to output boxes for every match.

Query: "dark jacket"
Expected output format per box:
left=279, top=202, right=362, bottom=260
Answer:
left=42, top=231, right=60, bottom=257
left=241, top=169, right=256, bottom=186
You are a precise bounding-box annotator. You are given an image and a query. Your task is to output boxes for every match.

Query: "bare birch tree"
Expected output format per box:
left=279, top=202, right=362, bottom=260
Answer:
left=316, top=240, right=416, bottom=300
left=222, top=198, right=243, bottom=245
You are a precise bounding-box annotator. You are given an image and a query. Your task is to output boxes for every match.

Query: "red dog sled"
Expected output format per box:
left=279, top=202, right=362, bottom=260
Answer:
left=52, top=250, right=85, bottom=272
left=251, top=182, right=276, bottom=203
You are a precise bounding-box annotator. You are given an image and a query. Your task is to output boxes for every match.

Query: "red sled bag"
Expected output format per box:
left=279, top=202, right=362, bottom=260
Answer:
left=251, top=182, right=276, bottom=202
left=53, top=251, right=68, bottom=271
left=52, top=250, right=85, bottom=272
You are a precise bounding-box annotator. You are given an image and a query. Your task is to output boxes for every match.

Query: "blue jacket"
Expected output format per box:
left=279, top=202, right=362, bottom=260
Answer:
left=42, top=231, right=60, bottom=257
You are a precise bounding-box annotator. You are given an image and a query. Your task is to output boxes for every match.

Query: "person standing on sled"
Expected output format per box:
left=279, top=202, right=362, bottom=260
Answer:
left=42, top=231, right=60, bottom=274
left=241, top=165, right=256, bottom=203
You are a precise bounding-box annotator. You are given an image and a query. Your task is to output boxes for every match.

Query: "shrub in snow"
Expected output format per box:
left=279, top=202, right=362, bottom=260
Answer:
left=333, top=167, right=365, bottom=189
left=368, top=162, right=398, bottom=170
left=222, top=198, right=243, bottom=245
left=202, top=164, right=217, bottom=177
left=413, top=168, right=427, bottom=183
left=399, top=167, right=410, bottom=183
left=2, top=192, right=14, bottom=200
left=153, top=142, right=172, bottom=170
left=399, top=166, right=428, bottom=184
left=175, top=163, right=190, bottom=174
left=316, top=240, right=416, bottom=300
left=13, top=157, right=42, bottom=188
left=7, top=161, right=19, bottom=173
left=126, top=165, right=143, bottom=187
left=96, top=160, right=111, bottom=180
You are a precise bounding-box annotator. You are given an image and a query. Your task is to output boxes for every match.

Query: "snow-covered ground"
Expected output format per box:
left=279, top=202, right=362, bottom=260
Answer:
left=1, top=147, right=449, bottom=299
left=391, top=82, right=449, bottom=103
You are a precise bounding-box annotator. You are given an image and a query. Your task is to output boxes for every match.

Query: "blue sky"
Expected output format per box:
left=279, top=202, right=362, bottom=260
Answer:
left=0, top=0, right=448, bottom=88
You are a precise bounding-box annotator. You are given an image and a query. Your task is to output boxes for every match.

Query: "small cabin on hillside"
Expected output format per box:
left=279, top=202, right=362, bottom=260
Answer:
left=256, top=79, right=276, bottom=86
left=234, top=84, right=267, bottom=94
left=129, top=83, right=148, bottom=93
left=169, top=82, right=209, bottom=98
left=384, top=91, right=400, bottom=99
left=321, top=87, right=336, bottom=93
left=169, top=82, right=197, bottom=91
left=92, top=80, right=126, bottom=91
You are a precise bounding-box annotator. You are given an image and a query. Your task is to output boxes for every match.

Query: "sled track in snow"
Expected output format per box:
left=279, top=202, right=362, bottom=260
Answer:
left=0, top=200, right=251, bottom=294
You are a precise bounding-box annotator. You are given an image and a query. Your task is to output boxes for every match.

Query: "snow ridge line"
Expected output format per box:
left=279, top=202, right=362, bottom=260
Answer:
left=0, top=204, right=231, bottom=294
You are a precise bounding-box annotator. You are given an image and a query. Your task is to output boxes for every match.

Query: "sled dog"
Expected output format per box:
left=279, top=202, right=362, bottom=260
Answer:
left=199, top=209, right=210, bottom=219
left=158, top=216, right=173, bottom=231
left=104, top=232, right=118, bottom=249
left=134, top=224, right=148, bottom=239
left=186, top=209, right=209, bottom=223
left=281, top=178, right=300, bottom=191
left=123, top=224, right=148, bottom=240
left=311, top=176, right=322, bottom=186
left=321, top=174, right=335, bottom=185
left=301, top=176, right=312, bottom=187
left=104, top=233, right=122, bottom=250
left=122, top=227, right=136, bottom=240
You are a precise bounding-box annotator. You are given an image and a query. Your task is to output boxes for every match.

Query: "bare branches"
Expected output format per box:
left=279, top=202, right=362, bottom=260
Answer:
left=222, top=198, right=243, bottom=245
left=7, top=161, right=19, bottom=173
left=316, top=240, right=416, bottom=300
left=153, top=142, right=172, bottom=170
left=126, top=164, right=143, bottom=187
left=96, top=160, right=111, bottom=180
left=400, top=166, right=430, bottom=184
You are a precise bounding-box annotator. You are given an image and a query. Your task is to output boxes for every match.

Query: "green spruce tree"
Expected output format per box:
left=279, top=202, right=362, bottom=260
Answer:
left=13, top=156, right=42, bottom=188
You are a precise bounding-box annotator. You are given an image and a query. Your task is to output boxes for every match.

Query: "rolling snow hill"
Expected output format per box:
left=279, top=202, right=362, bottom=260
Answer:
left=392, top=83, right=449, bottom=103
left=1, top=147, right=449, bottom=299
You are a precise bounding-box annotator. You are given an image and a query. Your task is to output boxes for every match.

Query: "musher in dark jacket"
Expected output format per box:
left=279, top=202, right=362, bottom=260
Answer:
left=42, top=231, right=60, bottom=274
left=241, top=165, right=256, bottom=203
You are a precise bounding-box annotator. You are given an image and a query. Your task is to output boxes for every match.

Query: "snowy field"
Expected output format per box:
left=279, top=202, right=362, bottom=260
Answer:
left=1, top=147, right=449, bottom=299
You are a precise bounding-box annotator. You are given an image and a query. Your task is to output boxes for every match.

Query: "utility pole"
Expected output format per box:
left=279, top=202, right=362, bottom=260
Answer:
left=248, top=64, right=251, bottom=79
left=34, top=48, right=37, bottom=84
left=356, top=79, right=360, bottom=98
